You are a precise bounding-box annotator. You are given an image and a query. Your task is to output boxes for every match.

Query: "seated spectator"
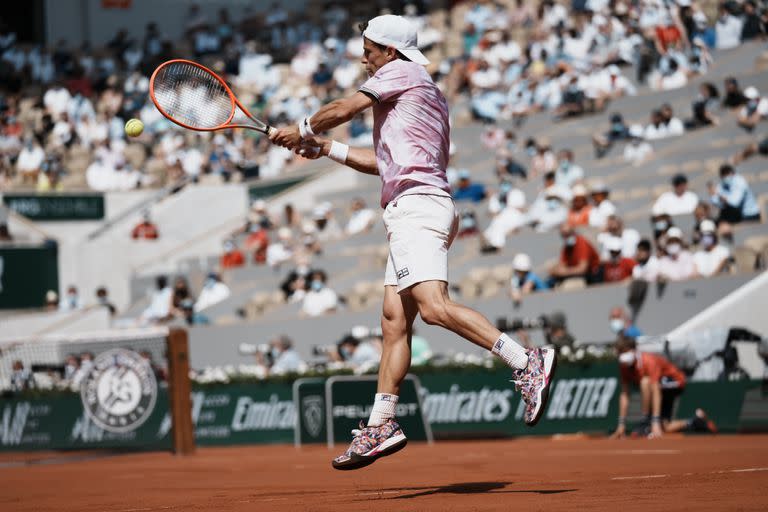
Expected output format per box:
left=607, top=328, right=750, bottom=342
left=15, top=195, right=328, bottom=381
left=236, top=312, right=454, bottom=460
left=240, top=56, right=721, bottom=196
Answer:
left=554, top=74, right=586, bottom=120
left=592, top=65, right=637, bottom=111
left=567, top=184, right=592, bottom=227
left=482, top=187, right=526, bottom=251
left=171, top=276, right=192, bottom=317
left=715, top=3, right=744, bottom=49
left=593, top=113, right=630, bottom=159
left=452, top=169, right=487, bottom=202
left=623, top=125, right=653, bottom=166
left=651, top=213, right=675, bottom=243
left=692, top=201, right=715, bottom=245
left=588, top=182, right=617, bottom=229
left=336, top=334, right=381, bottom=368
left=709, top=164, right=761, bottom=224
left=495, top=131, right=527, bottom=179
left=59, top=285, right=83, bottom=312
left=268, top=336, right=304, bottom=375
left=529, top=181, right=569, bottom=233
left=345, top=197, right=375, bottom=236
left=10, top=360, right=34, bottom=392
left=554, top=149, right=584, bottom=189
left=737, top=87, right=768, bottom=132
left=601, top=237, right=636, bottom=283
left=140, top=276, right=173, bottom=324
left=244, top=221, right=270, bottom=265
left=44, top=290, right=59, bottom=311
left=457, top=210, right=480, bottom=238
left=95, top=287, right=116, bottom=316
left=220, top=239, right=245, bottom=269
left=530, top=138, right=557, bottom=176
left=598, top=215, right=641, bottom=259
left=266, top=227, right=294, bottom=267
left=194, top=272, right=231, bottom=312
left=510, top=253, right=548, bottom=306
left=654, top=59, right=688, bottom=91
left=609, top=306, right=643, bottom=338
left=693, top=220, right=731, bottom=278
left=632, top=239, right=660, bottom=283
left=549, top=223, right=601, bottom=286
left=15, top=137, right=45, bottom=184
left=685, top=82, right=720, bottom=130
left=131, top=211, right=159, bottom=240
left=741, top=1, right=763, bottom=41
left=722, top=77, right=748, bottom=109
left=658, top=227, right=696, bottom=281
left=652, top=174, right=699, bottom=216
left=644, top=105, right=684, bottom=140
left=301, top=270, right=338, bottom=317
left=312, top=203, right=343, bottom=242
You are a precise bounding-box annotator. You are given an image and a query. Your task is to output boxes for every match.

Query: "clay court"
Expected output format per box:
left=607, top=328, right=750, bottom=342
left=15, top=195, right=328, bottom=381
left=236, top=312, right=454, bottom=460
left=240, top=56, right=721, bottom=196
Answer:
left=2, top=435, right=767, bottom=511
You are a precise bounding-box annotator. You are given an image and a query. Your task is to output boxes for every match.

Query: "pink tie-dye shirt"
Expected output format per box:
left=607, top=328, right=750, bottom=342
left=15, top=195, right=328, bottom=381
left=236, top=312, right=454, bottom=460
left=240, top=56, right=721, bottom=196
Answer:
left=359, top=59, right=452, bottom=208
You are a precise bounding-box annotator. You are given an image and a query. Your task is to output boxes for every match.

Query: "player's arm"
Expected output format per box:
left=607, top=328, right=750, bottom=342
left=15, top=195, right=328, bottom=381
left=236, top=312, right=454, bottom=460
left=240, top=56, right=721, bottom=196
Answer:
left=296, top=135, right=378, bottom=175
left=650, top=380, right=663, bottom=438
left=269, top=92, right=375, bottom=149
left=611, top=382, right=630, bottom=439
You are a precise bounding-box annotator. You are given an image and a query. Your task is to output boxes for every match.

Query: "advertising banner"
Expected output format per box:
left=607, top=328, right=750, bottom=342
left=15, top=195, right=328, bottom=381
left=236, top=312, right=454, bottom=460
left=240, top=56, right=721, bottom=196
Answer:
left=3, top=194, right=105, bottom=221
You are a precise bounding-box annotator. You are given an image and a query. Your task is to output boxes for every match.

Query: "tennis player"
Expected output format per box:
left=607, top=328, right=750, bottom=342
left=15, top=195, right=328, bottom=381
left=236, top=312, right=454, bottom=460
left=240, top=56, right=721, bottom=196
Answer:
left=270, top=14, right=557, bottom=470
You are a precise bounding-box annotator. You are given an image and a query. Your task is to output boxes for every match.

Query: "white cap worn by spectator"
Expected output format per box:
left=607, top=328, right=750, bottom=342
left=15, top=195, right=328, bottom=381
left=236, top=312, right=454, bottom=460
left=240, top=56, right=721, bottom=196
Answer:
left=744, top=87, right=760, bottom=100
left=512, top=253, right=532, bottom=272
left=605, top=236, right=624, bottom=254
left=363, top=14, right=430, bottom=66
left=571, top=184, right=588, bottom=198
left=699, top=219, right=716, bottom=233
left=666, top=226, right=684, bottom=240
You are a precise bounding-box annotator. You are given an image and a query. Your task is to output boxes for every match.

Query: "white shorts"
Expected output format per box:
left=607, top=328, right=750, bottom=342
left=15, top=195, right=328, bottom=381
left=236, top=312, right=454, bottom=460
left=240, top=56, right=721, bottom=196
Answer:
left=383, top=194, right=459, bottom=293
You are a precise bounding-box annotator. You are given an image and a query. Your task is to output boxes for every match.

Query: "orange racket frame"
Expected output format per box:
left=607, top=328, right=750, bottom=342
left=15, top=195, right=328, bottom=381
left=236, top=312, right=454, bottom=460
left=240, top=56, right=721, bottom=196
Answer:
left=149, top=59, right=272, bottom=135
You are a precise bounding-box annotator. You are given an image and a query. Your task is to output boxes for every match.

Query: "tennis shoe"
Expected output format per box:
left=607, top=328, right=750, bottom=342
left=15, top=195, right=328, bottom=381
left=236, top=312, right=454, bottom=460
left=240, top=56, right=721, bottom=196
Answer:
left=332, top=418, right=407, bottom=470
left=512, top=347, right=557, bottom=426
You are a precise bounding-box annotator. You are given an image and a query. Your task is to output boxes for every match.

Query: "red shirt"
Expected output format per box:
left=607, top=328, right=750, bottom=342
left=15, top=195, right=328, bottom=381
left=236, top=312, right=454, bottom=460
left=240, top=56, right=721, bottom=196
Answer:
left=220, top=250, right=245, bottom=269
left=244, top=230, right=269, bottom=264
left=131, top=222, right=159, bottom=240
left=621, top=352, right=686, bottom=388
left=567, top=206, right=592, bottom=227
left=603, top=257, right=636, bottom=282
left=560, top=235, right=600, bottom=274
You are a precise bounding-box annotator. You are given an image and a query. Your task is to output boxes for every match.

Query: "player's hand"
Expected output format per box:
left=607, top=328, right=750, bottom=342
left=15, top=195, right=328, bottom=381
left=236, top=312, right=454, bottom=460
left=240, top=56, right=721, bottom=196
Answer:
left=294, top=135, right=330, bottom=160
left=648, top=422, right=663, bottom=439
left=269, top=126, right=302, bottom=150
left=610, top=425, right=626, bottom=439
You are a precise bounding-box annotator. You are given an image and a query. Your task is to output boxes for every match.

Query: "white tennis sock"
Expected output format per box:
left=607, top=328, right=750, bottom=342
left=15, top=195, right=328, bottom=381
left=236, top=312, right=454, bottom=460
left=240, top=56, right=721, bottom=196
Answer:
left=367, top=393, right=398, bottom=427
left=492, top=333, right=529, bottom=370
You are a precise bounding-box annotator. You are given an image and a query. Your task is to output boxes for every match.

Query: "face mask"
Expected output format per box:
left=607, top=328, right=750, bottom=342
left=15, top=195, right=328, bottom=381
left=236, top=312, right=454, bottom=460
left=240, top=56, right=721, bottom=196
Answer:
left=526, top=146, right=537, bottom=157
left=460, top=217, right=476, bottom=230
left=204, top=278, right=216, bottom=288
left=559, top=161, right=570, bottom=172
left=654, top=220, right=668, bottom=232
left=311, top=280, right=323, bottom=291
left=98, top=296, right=108, bottom=305
left=500, top=182, right=513, bottom=195
left=701, top=234, right=715, bottom=248
left=612, top=122, right=624, bottom=132
left=340, top=347, right=352, bottom=359
left=618, top=350, right=636, bottom=366
left=610, top=318, right=625, bottom=334
left=722, top=176, right=734, bottom=187
left=547, top=199, right=561, bottom=211
left=666, top=243, right=681, bottom=255
left=270, top=348, right=281, bottom=360
left=565, top=235, right=577, bottom=247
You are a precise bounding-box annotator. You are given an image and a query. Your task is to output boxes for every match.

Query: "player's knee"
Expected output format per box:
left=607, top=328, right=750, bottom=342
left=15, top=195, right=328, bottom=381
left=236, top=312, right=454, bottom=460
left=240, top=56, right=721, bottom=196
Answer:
left=419, top=303, right=449, bottom=327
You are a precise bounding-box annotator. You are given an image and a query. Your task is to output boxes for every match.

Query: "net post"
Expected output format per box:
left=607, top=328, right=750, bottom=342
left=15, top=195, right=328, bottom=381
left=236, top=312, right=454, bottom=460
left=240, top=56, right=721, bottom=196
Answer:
left=167, top=328, right=195, bottom=455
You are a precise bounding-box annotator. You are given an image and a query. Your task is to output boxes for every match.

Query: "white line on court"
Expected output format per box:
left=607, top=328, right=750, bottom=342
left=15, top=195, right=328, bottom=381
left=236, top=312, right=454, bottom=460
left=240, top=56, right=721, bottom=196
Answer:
left=611, top=474, right=669, bottom=480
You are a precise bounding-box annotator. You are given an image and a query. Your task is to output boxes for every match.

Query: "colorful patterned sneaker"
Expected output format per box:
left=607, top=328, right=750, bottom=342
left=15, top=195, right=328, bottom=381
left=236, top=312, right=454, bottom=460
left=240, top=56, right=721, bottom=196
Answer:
left=331, top=418, right=408, bottom=471
left=511, top=347, right=557, bottom=427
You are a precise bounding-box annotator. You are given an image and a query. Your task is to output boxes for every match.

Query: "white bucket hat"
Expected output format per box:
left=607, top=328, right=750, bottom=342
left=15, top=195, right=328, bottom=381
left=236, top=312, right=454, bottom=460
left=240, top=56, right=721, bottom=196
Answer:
left=363, top=14, right=430, bottom=66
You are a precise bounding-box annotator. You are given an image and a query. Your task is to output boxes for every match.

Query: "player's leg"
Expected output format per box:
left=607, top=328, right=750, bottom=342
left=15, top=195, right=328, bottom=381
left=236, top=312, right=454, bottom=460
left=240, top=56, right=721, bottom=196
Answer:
left=377, top=285, right=418, bottom=395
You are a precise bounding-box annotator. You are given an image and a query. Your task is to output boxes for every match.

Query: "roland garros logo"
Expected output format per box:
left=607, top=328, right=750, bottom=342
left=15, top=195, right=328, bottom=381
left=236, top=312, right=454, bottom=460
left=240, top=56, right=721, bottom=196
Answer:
left=80, top=349, right=158, bottom=433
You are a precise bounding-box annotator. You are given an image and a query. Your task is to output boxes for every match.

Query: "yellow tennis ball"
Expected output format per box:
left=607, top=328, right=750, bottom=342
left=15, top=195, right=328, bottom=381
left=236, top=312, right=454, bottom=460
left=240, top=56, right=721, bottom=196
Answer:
left=125, top=118, right=144, bottom=137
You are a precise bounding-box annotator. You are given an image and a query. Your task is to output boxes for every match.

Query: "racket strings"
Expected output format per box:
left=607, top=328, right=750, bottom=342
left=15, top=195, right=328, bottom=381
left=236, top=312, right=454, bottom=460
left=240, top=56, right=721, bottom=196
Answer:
left=152, top=62, right=234, bottom=129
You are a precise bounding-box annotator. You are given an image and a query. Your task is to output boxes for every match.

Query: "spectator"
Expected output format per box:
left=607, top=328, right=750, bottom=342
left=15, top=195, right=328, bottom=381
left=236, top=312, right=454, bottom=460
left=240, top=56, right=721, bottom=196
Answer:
left=220, top=239, right=245, bottom=269
left=268, top=336, right=304, bottom=375
left=95, top=287, right=116, bottom=316
left=59, top=285, right=83, bottom=312
left=482, top=187, right=526, bottom=251
left=530, top=138, right=557, bottom=176
left=721, top=77, right=748, bottom=109
left=693, top=220, right=731, bottom=277
left=10, top=360, right=34, bottom=392
left=653, top=58, right=688, bottom=91
left=194, top=272, right=231, bottom=312
left=549, top=223, right=601, bottom=285
left=266, top=227, right=294, bottom=267
left=567, top=184, right=592, bottom=227
left=684, top=82, right=720, bottom=130
left=593, top=113, right=630, bottom=159
left=741, top=1, right=764, bottom=41
left=709, top=164, right=761, bottom=224
left=452, top=169, right=487, bottom=202
left=632, top=238, right=660, bottom=282
left=510, top=253, right=548, bottom=306
left=623, top=125, right=654, bottom=166
left=692, top=201, right=715, bottom=245
left=243, top=221, right=270, bottom=264
left=495, top=131, right=527, bottom=179
left=44, top=290, right=59, bottom=311
left=609, top=306, right=643, bottom=338
left=171, top=276, right=192, bottom=317
left=140, top=275, right=173, bottom=324
left=345, top=197, right=375, bottom=236
left=715, top=3, right=744, bottom=50
left=602, top=237, right=636, bottom=283
left=652, top=174, right=699, bottom=216
left=301, top=270, right=338, bottom=317
left=542, top=311, right=576, bottom=353
left=554, top=149, right=584, bottom=189
left=529, top=181, right=569, bottom=233
left=598, top=215, right=641, bottom=259
left=592, top=65, right=638, bottom=111
left=15, top=137, right=45, bottom=184
left=131, top=211, right=159, bottom=240
left=337, top=334, right=381, bottom=368
left=737, top=87, right=768, bottom=132
left=63, top=354, right=79, bottom=382
left=554, top=74, right=586, bottom=120
left=658, top=227, right=696, bottom=281
left=588, top=182, right=617, bottom=229
left=312, top=203, right=343, bottom=242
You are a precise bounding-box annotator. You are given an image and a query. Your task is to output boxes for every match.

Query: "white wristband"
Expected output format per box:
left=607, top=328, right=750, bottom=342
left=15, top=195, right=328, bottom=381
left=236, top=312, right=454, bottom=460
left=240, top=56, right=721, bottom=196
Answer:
left=328, top=140, right=349, bottom=164
left=298, top=116, right=315, bottom=138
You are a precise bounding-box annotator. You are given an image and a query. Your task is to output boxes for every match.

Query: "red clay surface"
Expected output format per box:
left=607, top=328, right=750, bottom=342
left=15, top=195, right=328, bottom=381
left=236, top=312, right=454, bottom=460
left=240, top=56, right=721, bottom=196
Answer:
left=2, top=435, right=768, bottom=511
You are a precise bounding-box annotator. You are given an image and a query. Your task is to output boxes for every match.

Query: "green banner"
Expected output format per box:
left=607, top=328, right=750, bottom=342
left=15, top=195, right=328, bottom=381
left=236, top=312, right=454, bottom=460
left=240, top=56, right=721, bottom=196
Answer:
left=0, top=245, right=59, bottom=309
left=325, top=375, right=431, bottom=445
left=248, top=175, right=309, bottom=201
left=293, top=378, right=327, bottom=445
left=3, top=194, right=105, bottom=221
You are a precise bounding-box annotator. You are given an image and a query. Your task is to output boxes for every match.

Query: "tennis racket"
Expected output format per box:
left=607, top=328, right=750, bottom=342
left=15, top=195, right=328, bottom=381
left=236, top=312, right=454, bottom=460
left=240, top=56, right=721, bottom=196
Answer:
left=149, top=59, right=272, bottom=135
